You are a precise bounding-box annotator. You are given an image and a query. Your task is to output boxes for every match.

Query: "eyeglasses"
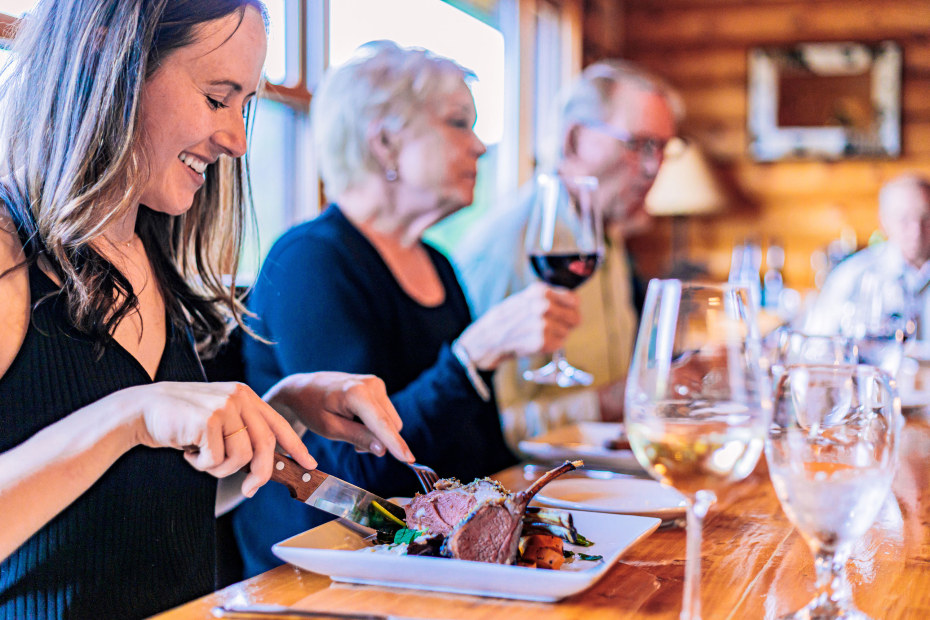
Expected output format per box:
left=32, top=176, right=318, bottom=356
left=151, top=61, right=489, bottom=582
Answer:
left=585, top=122, right=672, bottom=161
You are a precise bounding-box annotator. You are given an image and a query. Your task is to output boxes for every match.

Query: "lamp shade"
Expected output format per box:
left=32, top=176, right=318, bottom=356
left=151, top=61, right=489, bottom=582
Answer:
left=645, top=137, right=728, bottom=216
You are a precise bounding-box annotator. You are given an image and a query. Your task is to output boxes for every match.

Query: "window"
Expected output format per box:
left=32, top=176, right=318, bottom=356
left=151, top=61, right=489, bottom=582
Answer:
left=262, top=0, right=288, bottom=85
left=0, top=0, right=583, bottom=275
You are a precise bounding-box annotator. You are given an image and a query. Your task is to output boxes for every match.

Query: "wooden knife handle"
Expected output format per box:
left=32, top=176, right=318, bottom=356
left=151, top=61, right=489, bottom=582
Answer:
left=249, top=455, right=328, bottom=502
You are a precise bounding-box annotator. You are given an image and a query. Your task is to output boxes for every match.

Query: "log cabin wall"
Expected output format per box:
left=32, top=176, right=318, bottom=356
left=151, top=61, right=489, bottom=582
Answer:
left=585, top=0, right=930, bottom=292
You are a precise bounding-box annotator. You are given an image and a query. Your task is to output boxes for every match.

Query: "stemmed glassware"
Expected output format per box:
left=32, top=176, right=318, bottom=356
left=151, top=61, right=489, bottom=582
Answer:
left=523, top=172, right=603, bottom=387
left=841, top=270, right=917, bottom=377
left=767, top=328, right=858, bottom=385
left=625, top=280, right=770, bottom=620
left=767, top=364, right=900, bottom=619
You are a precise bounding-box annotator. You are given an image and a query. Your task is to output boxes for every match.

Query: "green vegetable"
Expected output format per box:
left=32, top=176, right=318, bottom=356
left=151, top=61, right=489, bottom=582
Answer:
left=562, top=550, right=602, bottom=561
left=371, top=500, right=407, bottom=528
left=393, top=528, right=427, bottom=545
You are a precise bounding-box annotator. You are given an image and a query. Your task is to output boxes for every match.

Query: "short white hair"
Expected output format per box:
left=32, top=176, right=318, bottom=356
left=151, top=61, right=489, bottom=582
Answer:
left=879, top=173, right=930, bottom=217
left=312, top=40, right=474, bottom=197
left=539, top=60, right=685, bottom=170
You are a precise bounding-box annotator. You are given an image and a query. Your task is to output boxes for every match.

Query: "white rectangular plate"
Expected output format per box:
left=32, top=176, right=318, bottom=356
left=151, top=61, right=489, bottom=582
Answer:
left=518, top=422, right=643, bottom=472
left=272, top=510, right=660, bottom=602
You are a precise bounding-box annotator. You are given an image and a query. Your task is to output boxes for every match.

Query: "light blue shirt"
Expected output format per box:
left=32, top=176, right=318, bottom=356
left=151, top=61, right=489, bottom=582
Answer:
left=805, top=242, right=930, bottom=338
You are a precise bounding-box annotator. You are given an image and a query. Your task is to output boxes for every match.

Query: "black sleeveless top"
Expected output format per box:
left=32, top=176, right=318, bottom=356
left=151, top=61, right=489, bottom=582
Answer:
left=0, top=262, right=217, bottom=619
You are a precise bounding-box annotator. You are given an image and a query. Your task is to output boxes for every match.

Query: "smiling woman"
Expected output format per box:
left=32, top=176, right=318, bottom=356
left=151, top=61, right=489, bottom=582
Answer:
left=136, top=10, right=266, bottom=219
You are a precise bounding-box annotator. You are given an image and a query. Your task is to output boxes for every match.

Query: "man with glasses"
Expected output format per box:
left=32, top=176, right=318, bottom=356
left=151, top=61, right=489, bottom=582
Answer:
left=454, top=60, right=682, bottom=446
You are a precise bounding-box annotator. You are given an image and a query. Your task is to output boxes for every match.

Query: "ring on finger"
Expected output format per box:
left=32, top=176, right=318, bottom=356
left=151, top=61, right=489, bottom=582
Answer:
left=223, top=425, right=248, bottom=440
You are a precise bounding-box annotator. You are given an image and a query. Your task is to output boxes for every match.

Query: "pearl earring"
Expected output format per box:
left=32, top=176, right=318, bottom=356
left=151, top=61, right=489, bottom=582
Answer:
left=385, top=168, right=398, bottom=182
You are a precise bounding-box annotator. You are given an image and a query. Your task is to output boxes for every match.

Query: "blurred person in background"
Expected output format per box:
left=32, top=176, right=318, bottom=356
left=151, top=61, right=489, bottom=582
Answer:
left=454, top=60, right=682, bottom=446
left=0, top=2, right=411, bottom=618
left=233, top=41, right=581, bottom=577
left=805, top=174, right=930, bottom=339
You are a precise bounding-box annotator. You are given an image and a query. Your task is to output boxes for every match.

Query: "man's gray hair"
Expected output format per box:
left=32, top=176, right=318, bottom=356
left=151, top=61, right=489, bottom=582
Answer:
left=879, top=173, right=930, bottom=216
left=540, top=60, right=684, bottom=169
left=312, top=40, right=474, bottom=197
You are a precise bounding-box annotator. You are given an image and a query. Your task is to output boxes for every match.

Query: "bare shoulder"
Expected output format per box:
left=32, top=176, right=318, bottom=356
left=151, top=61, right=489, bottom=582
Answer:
left=0, top=211, right=30, bottom=380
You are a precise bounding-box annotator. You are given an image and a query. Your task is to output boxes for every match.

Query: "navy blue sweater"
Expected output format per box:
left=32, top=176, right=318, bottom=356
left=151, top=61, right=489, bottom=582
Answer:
left=233, top=206, right=516, bottom=577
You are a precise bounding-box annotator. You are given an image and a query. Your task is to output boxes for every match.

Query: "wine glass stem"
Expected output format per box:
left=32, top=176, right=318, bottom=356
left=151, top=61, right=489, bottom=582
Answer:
left=552, top=348, right=567, bottom=367
left=811, top=545, right=854, bottom=613
left=682, top=490, right=715, bottom=620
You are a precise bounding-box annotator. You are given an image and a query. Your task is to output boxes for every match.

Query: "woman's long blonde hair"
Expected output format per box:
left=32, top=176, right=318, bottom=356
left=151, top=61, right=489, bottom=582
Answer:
left=0, top=0, right=265, bottom=357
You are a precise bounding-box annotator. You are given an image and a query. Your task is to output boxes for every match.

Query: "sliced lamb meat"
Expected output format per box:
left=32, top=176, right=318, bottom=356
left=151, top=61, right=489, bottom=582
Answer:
left=443, top=499, right=524, bottom=563
left=405, top=460, right=582, bottom=564
left=404, top=478, right=508, bottom=536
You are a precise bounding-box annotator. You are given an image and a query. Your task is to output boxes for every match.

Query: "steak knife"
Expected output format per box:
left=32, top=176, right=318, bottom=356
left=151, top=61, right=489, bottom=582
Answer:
left=268, top=455, right=407, bottom=530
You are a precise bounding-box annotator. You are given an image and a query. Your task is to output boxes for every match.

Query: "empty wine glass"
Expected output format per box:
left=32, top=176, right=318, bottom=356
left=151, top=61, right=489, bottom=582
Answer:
left=523, top=172, right=603, bottom=387
left=768, top=329, right=858, bottom=384
left=841, top=270, right=917, bottom=377
left=767, top=364, right=900, bottom=619
left=625, top=280, right=770, bottom=620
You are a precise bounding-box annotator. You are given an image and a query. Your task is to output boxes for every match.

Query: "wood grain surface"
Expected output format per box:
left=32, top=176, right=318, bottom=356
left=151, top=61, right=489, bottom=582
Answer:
left=154, top=416, right=930, bottom=619
left=613, top=0, right=930, bottom=290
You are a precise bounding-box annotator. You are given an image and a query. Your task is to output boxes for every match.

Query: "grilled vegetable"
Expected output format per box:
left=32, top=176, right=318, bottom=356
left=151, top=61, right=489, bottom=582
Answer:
left=522, top=507, right=594, bottom=546
left=517, top=534, right=565, bottom=570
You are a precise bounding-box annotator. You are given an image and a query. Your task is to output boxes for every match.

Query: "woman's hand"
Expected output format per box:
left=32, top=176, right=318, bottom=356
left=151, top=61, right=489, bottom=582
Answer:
left=264, top=372, right=415, bottom=463
left=456, top=282, right=581, bottom=370
left=124, top=382, right=317, bottom=498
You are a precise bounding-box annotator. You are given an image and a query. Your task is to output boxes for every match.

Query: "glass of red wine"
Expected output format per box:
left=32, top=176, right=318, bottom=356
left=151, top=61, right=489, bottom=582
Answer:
left=523, top=173, right=603, bottom=387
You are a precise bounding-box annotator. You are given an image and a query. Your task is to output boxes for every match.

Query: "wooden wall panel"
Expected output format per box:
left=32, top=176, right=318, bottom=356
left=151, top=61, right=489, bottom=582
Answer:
left=603, top=0, right=930, bottom=291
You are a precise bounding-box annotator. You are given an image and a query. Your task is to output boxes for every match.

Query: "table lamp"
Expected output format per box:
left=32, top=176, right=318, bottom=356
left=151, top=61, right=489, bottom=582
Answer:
left=645, top=137, right=728, bottom=277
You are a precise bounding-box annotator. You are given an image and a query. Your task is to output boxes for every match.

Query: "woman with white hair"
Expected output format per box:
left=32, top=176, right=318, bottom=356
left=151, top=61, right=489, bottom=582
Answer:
left=0, top=3, right=411, bottom=617
left=234, top=41, right=581, bottom=576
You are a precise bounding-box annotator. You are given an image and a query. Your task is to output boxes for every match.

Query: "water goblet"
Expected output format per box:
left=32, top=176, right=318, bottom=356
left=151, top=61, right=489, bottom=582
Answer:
left=768, top=329, right=858, bottom=382
left=842, top=271, right=917, bottom=377
left=767, top=364, right=900, bottom=619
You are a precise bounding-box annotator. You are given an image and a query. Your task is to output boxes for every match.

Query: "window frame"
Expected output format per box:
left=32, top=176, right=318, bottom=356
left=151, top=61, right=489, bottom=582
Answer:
left=0, top=0, right=583, bottom=247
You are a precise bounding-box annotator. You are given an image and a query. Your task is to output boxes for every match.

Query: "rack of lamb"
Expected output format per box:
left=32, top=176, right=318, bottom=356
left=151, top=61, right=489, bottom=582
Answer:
left=403, top=460, right=583, bottom=565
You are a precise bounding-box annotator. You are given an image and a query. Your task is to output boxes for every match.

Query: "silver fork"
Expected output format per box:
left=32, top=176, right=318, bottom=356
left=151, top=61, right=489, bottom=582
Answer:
left=407, top=462, right=440, bottom=493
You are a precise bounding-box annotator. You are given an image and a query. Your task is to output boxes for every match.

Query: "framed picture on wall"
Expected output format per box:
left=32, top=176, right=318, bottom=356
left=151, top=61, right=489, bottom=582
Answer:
left=748, top=41, right=901, bottom=161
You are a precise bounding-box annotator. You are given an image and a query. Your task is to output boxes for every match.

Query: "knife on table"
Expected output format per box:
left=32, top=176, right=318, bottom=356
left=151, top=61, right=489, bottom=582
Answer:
left=266, top=455, right=408, bottom=531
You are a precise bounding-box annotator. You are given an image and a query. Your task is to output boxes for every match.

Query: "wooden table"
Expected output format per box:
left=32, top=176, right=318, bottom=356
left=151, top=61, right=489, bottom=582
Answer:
left=154, top=417, right=930, bottom=619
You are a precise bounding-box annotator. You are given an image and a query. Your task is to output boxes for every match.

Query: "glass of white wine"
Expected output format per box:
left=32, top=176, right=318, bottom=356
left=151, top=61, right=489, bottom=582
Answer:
left=625, top=280, right=770, bottom=620
left=767, top=364, right=900, bottom=619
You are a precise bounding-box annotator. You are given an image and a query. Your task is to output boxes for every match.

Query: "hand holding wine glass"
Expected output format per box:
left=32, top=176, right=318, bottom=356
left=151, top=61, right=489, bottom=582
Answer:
left=523, top=173, right=603, bottom=387
left=625, top=280, right=770, bottom=620
left=767, top=364, right=900, bottom=620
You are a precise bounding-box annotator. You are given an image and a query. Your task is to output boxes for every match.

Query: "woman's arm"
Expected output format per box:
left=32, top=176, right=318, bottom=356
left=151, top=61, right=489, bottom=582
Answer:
left=0, top=389, right=136, bottom=561
left=0, top=381, right=316, bottom=563
left=0, top=215, right=315, bottom=562
left=247, top=237, right=578, bottom=492
left=0, top=381, right=318, bottom=564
